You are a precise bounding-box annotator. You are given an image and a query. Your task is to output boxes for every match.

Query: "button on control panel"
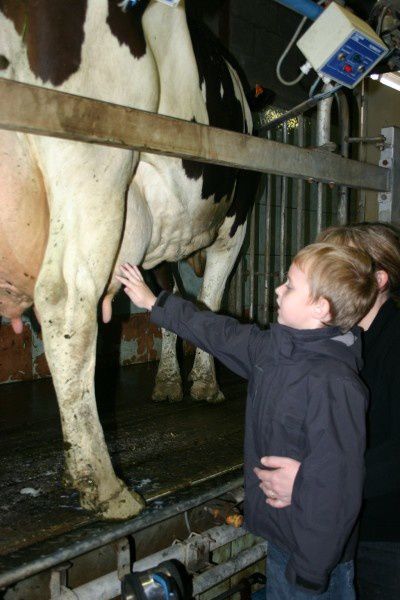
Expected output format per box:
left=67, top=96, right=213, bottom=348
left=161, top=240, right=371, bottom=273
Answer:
left=322, top=31, right=386, bottom=87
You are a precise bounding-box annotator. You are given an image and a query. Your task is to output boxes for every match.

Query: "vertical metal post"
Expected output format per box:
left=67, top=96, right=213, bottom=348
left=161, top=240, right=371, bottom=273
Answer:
left=249, top=202, right=256, bottom=321
left=279, top=123, right=289, bottom=282
left=235, top=256, right=243, bottom=317
left=115, top=537, right=131, bottom=580
left=378, top=126, right=400, bottom=222
left=228, top=269, right=237, bottom=316
left=263, top=149, right=273, bottom=325
left=316, top=84, right=334, bottom=234
left=50, top=564, right=72, bottom=600
left=296, top=115, right=305, bottom=251
left=357, top=79, right=368, bottom=221
left=336, top=91, right=350, bottom=224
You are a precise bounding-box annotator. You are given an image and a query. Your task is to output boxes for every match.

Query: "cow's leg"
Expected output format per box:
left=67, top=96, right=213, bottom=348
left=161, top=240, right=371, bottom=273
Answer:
left=34, top=142, right=143, bottom=520
left=190, top=220, right=247, bottom=403
left=152, top=269, right=183, bottom=403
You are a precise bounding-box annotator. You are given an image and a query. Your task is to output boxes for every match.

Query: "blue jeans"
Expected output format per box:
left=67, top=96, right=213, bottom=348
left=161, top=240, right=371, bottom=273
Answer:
left=266, top=543, right=355, bottom=599
left=356, top=541, right=400, bottom=600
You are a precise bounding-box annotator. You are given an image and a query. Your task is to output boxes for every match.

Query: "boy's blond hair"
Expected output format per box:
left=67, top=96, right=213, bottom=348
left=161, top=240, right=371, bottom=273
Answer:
left=294, top=242, right=378, bottom=331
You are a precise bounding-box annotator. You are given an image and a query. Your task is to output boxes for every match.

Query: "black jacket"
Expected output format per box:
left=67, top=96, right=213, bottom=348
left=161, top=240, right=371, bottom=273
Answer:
left=359, top=297, right=400, bottom=542
left=151, top=293, right=368, bottom=594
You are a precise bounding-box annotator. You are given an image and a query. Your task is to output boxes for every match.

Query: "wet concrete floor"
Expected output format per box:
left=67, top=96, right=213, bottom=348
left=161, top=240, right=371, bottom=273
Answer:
left=0, top=360, right=247, bottom=556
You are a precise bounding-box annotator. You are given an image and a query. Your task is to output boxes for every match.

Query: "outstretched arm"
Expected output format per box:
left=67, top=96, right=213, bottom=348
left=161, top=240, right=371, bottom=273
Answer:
left=117, top=263, right=265, bottom=380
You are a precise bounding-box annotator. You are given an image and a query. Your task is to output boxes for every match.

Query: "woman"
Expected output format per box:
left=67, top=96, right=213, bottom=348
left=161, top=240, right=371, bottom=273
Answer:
left=255, top=223, right=400, bottom=599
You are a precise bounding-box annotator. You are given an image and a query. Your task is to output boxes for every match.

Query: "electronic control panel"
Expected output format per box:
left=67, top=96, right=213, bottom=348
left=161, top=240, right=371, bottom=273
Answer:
left=321, top=31, right=387, bottom=87
left=297, top=2, right=387, bottom=88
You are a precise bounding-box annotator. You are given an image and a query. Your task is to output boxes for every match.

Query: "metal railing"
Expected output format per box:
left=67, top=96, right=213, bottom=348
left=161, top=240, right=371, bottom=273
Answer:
left=228, top=91, right=354, bottom=325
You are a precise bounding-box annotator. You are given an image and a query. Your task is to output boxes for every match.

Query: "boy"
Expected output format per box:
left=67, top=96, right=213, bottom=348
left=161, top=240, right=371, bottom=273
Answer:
left=117, top=242, right=377, bottom=598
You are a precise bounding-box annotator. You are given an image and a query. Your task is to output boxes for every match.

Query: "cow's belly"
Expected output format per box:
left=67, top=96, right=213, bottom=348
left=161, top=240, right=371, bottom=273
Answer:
left=135, top=159, right=229, bottom=269
left=0, top=132, right=48, bottom=319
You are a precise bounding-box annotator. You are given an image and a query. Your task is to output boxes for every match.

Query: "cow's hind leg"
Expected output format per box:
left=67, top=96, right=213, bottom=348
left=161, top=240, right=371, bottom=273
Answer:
left=150, top=265, right=183, bottom=402
left=34, top=142, right=144, bottom=520
left=190, top=219, right=247, bottom=403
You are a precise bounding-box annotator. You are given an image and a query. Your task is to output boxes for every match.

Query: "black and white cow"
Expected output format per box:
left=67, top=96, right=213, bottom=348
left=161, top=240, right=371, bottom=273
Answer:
left=0, top=0, right=257, bottom=519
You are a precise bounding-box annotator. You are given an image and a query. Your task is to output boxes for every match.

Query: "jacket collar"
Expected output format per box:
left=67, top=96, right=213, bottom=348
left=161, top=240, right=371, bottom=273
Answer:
left=270, top=322, right=362, bottom=370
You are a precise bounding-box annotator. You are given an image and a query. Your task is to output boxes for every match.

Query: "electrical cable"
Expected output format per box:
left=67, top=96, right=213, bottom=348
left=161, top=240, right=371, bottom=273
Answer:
left=275, top=0, right=326, bottom=87
left=276, top=15, right=308, bottom=85
left=309, top=75, right=322, bottom=97
left=377, top=5, right=391, bottom=34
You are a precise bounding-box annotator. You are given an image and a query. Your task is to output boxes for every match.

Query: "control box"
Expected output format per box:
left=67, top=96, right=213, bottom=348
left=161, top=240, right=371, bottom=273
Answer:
left=297, top=2, right=387, bottom=88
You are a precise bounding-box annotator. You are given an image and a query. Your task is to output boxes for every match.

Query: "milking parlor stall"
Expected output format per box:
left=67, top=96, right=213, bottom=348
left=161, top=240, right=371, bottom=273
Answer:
left=0, top=0, right=399, bottom=598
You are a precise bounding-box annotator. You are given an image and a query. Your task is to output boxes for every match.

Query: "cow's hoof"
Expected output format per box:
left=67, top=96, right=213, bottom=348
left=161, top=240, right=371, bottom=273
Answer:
left=98, top=488, right=145, bottom=521
left=152, top=377, right=183, bottom=403
left=82, top=484, right=145, bottom=521
left=190, top=380, right=225, bottom=403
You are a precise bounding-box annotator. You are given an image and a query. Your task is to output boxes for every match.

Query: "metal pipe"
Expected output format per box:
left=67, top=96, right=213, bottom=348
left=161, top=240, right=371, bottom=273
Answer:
left=260, top=85, right=341, bottom=132
left=296, top=115, right=305, bottom=251
left=60, top=526, right=252, bottom=600
left=249, top=204, right=256, bottom=320
left=280, top=123, right=289, bottom=281
left=273, top=0, right=323, bottom=21
left=263, top=149, right=273, bottom=326
left=228, top=270, right=237, bottom=316
left=316, top=84, right=335, bottom=234
left=192, top=542, right=268, bottom=596
left=235, top=259, right=243, bottom=317
left=0, top=473, right=244, bottom=589
left=357, top=79, right=368, bottom=220
left=346, top=136, right=386, bottom=144
left=335, top=91, right=350, bottom=224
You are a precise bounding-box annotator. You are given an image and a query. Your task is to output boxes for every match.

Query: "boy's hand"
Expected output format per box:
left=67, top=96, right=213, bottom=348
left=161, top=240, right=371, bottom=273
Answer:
left=116, top=263, right=157, bottom=311
left=254, top=456, right=301, bottom=508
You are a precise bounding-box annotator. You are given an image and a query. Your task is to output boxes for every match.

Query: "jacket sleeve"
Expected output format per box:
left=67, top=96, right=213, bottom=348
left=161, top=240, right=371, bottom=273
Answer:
left=285, top=375, right=367, bottom=594
left=363, top=360, right=400, bottom=498
left=150, top=292, right=264, bottom=380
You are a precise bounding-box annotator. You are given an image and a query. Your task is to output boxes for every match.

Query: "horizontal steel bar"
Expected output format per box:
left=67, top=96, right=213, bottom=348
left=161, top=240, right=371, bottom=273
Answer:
left=192, top=542, right=268, bottom=595
left=0, top=78, right=390, bottom=192
left=346, top=136, right=386, bottom=144
left=0, top=468, right=243, bottom=589
left=67, top=524, right=249, bottom=600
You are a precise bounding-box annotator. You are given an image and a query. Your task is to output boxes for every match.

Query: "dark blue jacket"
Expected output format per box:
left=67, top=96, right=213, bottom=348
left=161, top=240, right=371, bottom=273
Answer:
left=151, top=292, right=367, bottom=594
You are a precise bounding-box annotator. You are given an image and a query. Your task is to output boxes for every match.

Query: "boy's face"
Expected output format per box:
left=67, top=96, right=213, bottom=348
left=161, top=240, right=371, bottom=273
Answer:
left=275, top=263, right=325, bottom=330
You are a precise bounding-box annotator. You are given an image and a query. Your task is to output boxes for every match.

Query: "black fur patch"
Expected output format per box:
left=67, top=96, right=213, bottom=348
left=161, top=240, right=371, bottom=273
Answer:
left=107, top=0, right=150, bottom=60
left=182, top=20, right=259, bottom=237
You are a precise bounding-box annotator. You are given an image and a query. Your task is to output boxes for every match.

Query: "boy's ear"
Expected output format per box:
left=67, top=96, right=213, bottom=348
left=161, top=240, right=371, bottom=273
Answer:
left=376, top=269, right=389, bottom=292
left=312, top=297, right=331, bottom=322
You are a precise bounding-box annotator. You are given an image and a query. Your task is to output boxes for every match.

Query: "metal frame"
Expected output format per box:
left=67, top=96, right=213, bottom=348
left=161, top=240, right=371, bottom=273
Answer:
left=0, top=76, right=399, bottom=594
left=0, top=78, right=389, bottom=191
left=0, top=470, right=243, bottom=589
left=378, top=126, right=400, bottom=223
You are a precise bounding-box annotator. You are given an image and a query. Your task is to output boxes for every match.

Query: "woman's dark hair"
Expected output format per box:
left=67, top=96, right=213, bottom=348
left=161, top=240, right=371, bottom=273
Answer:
left=317, top=222, right=400, bottom=295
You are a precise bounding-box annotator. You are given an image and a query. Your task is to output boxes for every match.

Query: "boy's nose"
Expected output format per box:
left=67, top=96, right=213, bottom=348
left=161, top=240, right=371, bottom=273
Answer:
left=275, top=284, right=283, bottom=297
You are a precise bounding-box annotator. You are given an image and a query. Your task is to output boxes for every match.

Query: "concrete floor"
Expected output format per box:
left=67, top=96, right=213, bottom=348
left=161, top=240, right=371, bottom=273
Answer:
left=0, top=359, right=247, bottom=557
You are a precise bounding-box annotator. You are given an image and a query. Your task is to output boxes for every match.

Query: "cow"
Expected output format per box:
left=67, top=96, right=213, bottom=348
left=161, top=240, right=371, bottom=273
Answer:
left=0, top=0, right=257, bottom=519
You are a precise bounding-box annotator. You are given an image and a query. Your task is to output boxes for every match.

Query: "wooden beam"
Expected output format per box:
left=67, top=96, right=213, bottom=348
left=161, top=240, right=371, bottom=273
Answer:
left=0, top=78, right=390, bottom=192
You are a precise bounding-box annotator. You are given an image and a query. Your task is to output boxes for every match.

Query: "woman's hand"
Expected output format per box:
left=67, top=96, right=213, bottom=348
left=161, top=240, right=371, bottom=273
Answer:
left=116, top=263, right=157, bottom=311
left=253, top=456, right=301, bottom=508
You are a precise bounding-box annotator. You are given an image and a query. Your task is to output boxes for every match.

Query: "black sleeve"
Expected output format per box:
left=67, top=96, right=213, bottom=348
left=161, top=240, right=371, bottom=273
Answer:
left=363, top=361, right=400, bottom=498
left=150, top=292, right=265, bottom=380
left=285, top=375, right=367, bottom=593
